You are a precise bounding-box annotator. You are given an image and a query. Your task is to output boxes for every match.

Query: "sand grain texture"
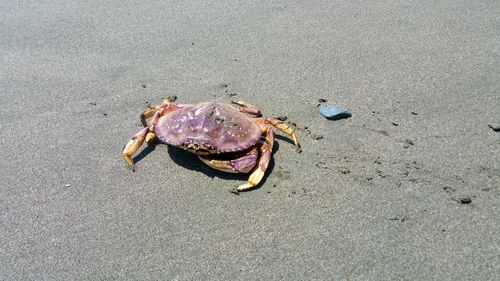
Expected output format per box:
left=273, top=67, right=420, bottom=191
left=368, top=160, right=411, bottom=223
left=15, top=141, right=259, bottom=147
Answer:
left=0, top=0, right=498, bottom=280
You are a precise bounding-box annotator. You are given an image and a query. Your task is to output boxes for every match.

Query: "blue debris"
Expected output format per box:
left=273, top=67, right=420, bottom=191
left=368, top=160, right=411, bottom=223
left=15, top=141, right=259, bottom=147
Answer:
left=319, top=104, right=352, bottom=120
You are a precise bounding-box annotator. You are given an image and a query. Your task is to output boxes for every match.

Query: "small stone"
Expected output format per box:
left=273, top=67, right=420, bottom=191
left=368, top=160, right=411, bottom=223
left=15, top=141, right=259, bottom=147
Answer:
left=64, top=184, right=71, bottom=187
left=276, top=116, right=288, bottom=121
left=403, top=139, right=415, bottom=148
left=318, top=98, right=327, bottom=103
left=228, top=93, right=237, bottom=97
left=411, top=111, right=419, bottom=115
left=488, top=123, right=500, bottom=132
left=310, top=133, right=323, bottom=140
left=141, top=84, right=147, bottom=88
left=338, top=168, right=350, bottom=174
left=319, top=105, right=352, bottom=120
left=443, top=186, right=455, bottom=193
left=460, top=197, right=472, bottom=204
left=391, top=122, right=399, bottom=126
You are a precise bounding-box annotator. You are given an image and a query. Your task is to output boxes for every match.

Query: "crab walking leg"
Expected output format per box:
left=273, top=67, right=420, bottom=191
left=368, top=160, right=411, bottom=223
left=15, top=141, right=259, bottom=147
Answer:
left=254, top=118, right=300, bottom=149
left=140, top=106, right=161, bottom=127
left=198, top=148, right=258, bottom=174
left=231, top=100, right=262, bottom=116
left=140, top=96, right=178, bottom=127
left=122, top=127, right=149, bottom=171
left=145, top=108, right=164, bottom=144
left=235, top=126, right=275, bottom=192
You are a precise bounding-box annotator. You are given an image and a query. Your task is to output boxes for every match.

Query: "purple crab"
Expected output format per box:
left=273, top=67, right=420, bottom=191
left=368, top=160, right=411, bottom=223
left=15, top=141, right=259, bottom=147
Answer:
left=122, top=96, right=300, bottom=192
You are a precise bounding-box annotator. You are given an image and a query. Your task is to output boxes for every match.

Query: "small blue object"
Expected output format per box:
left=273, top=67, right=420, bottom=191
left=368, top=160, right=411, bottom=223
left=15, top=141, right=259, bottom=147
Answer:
left=319, top=105, right=352, bottom=120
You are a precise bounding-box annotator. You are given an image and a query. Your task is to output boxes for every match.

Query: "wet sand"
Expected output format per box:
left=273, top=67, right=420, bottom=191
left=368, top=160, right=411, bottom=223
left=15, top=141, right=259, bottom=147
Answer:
left=1, top=1, right=498, bottom=280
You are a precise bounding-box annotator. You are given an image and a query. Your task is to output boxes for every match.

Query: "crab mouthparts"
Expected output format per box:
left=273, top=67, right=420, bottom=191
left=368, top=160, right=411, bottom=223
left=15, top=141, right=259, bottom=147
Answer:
left=183, top=138, right=216, bottom=154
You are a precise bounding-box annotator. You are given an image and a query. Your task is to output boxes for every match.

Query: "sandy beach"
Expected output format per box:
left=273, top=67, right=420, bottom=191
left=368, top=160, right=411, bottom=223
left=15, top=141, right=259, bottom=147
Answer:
left=1, top=0, right=498, bottom=280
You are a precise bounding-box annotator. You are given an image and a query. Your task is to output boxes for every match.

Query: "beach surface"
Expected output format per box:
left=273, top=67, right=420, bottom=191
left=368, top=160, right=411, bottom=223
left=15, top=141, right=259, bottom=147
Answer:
left=1, top=1, right=498, bottom=280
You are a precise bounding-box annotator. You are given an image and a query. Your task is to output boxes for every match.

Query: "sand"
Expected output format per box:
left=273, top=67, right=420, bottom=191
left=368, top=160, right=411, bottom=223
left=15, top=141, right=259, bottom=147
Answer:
left=1, top=0, right=498, bottom=280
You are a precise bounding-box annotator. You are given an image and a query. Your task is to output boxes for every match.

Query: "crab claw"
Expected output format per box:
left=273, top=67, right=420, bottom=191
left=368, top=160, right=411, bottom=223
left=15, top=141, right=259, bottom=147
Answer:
left=122, top=127, right=149, bottom=170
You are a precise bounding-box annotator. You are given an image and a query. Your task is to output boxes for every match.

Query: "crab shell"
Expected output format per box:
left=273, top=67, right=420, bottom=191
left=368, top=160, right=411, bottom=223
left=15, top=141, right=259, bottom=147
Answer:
left=155, top=102, right=262, bottom=154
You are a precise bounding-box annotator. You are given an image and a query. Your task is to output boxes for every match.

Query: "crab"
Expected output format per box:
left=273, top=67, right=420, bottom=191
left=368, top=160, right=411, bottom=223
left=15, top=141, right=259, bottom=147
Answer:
left=122, top=96, right=300, bottom=192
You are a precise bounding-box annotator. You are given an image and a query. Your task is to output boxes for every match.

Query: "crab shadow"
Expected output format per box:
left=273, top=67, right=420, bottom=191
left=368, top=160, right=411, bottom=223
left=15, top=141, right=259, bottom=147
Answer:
left=133, top=141, right=282, bottom=190
left=167, top=141, right=280, bottom=189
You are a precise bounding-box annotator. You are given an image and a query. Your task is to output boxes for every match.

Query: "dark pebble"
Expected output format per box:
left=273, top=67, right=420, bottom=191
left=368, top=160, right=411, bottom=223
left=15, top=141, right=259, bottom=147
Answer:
left=141, top=84, right=147, bottom=88
left=460, top=197, right=472, bottom=204
left=488, top=123, right=500, bottom=132
left=403, top=139, right=415, bottom=148
left=339, top=168, right=350, bottom=174
left=443, top=186, right=455, bottom=192
left=312, top=134, right=323, bottom=140
left=391, top=122, right=399, bottom=126
left=318, top=98, right=327, bottom=103
left=276, top=116, right=288, bottom=121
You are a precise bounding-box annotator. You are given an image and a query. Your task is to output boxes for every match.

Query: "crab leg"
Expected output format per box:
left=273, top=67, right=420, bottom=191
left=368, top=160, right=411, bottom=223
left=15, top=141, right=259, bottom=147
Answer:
left=231, top=100, right=262, bottom=116
left=198, top=147, right=258, bottom=174
left=267, top=118, right=300, bottom=149
left=254, top=118, right=300, bottom=150
left=140, top=96, right=178, bottom=127
left=145, top=108, right=164, bottom=144
left=122, top=127, right=149, bottom=171
left=232, top=126, right=274, bottom=192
